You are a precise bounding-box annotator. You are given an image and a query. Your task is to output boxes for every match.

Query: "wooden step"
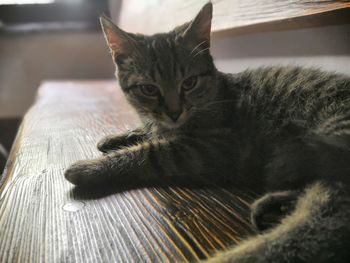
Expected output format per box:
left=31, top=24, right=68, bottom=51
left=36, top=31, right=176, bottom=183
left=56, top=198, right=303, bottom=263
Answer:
left=0, top=81, right=256, bottom=262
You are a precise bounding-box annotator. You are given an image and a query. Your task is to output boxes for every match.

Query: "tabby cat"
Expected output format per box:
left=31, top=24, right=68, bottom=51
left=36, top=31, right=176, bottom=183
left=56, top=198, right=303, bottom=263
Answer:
left=65, top=3, right=350, bottom=262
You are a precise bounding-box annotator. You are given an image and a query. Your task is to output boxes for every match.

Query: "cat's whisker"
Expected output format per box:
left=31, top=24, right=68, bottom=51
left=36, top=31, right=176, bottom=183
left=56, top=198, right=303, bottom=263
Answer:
left=192, top=47, right=210, bottom=58
left=189, top=40, right=208, bottom=56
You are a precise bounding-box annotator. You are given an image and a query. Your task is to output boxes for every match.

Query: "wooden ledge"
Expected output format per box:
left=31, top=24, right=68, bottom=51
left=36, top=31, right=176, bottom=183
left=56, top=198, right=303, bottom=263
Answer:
left=117, top=0, right=350, bottom=37
left=0, top=81, right=256, bottom=262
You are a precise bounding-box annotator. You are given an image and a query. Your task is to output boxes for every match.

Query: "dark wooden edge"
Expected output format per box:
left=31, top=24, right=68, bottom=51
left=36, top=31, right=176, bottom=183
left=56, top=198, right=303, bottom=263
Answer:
left=0, top=119, right=24, bottom=193
left=0, top=82, right=46, bottom=192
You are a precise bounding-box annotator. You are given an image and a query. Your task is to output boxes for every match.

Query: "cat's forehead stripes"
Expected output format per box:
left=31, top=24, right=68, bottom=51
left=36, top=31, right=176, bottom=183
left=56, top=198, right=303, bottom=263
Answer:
left=146, top=36, right=186, bottom=84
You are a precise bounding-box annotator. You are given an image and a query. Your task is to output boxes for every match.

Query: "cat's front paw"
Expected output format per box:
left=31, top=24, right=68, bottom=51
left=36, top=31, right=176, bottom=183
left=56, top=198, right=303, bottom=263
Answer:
left=251, top=191, right=298, bottom=232
left=64, top=159, right=107, bottom=186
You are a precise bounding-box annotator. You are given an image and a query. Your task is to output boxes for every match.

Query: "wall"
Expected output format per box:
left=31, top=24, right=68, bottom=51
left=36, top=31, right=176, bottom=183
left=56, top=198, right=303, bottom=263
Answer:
left=0, top=31, right=115, bottom=118
left=211, top=24, right=350, bottom=75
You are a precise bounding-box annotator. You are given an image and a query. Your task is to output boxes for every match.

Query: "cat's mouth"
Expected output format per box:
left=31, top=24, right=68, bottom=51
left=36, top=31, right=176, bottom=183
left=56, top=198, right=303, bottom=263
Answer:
left=161, top=111, right=188, bottom=129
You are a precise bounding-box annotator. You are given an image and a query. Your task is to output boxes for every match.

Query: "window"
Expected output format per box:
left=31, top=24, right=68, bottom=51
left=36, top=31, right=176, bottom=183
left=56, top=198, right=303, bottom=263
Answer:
left=0, top=0, right=110, bottom=32
left=0, top=1, right=54, bottom=4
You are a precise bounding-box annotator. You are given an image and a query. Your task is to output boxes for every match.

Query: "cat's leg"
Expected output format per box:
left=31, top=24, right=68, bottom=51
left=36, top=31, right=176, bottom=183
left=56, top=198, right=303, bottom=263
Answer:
left=256, top=125, right=350, bottom=232
left=205, top=182, right=350, bottom=263
left=65, top=131, right=235, bottom=186
left=97, top=128, right=148, bottom=153
left=250, top=190, right=299, bottom=232
left=264, top=131, right=350, bottom=192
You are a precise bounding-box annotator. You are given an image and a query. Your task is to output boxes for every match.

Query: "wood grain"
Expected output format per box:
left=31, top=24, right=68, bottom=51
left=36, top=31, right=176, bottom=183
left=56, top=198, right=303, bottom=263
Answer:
left=0, top=81, right=257, bottom=262
left=117, top=0, right=350, bottom=36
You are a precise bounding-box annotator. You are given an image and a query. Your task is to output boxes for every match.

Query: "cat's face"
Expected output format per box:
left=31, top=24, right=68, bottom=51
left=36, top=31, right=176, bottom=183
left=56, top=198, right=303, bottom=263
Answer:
left=101, top=3, right=216, bottom=128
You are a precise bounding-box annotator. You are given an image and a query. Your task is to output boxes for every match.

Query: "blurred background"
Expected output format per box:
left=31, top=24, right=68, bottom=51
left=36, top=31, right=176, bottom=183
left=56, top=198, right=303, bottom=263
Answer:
left=0, top=0, right=349, bottom=170
left=0, top=0, right=115, bottom=170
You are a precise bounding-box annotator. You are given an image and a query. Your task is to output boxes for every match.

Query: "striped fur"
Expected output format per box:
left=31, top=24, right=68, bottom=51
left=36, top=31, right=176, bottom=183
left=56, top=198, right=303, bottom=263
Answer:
left=65, top=67, right=350, bottom=189
left=65, top=3, right=350, bottom=263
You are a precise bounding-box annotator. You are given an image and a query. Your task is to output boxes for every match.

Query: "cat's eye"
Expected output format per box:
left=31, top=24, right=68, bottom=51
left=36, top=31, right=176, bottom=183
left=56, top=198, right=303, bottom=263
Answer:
left=138, top=85, right=159, bottom=97
left=182, top=76, right=198, bottom=91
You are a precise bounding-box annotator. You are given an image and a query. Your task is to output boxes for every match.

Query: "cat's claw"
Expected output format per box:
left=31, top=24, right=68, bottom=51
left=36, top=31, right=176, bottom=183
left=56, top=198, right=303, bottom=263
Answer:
left=97, top=135, right=122, bottom=153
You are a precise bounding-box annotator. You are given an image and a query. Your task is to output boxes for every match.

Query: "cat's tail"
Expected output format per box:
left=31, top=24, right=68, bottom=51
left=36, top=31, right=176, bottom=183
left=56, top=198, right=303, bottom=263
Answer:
left=205, top=182, right=350, bottom=263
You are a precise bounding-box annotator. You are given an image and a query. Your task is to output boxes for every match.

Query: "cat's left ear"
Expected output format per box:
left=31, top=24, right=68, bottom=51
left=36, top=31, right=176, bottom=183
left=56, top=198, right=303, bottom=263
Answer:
left=182, top=2, right=213, bottom=48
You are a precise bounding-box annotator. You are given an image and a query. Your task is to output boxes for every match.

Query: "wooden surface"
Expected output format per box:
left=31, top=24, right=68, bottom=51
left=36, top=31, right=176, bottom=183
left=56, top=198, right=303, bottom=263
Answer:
left=117, top=0, right=350, bottom=36
left=0, top=81, right=257, bottom=262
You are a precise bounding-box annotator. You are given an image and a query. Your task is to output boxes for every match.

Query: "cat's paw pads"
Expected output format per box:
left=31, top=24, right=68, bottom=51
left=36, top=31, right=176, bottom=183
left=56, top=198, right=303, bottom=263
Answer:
left=64, top=159, right=105, bottom=186
left=251, top=191, right=298, bottom=232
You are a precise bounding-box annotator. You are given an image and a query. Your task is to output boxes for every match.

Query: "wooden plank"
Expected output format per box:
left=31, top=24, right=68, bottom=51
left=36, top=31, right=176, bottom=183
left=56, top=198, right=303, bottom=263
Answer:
left=0, top=81, right=256, bottom=262
left=117, top=0, right=350, bottom=35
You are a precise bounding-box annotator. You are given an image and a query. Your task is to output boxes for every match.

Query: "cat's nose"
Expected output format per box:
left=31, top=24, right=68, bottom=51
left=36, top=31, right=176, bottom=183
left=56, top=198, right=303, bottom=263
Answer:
left=167, top=111, right=182, bottom=122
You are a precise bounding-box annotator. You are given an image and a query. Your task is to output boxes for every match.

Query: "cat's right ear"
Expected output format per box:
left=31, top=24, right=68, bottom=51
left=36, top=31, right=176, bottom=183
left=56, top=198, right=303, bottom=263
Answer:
left=181, top=2, right=213, bottom=48
left=99, top=15, right=135, bottom=60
